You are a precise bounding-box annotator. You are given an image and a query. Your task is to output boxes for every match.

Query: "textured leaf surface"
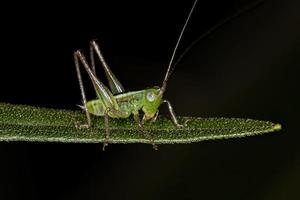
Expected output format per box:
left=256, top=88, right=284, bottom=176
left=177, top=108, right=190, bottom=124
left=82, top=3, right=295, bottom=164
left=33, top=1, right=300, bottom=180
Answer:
left=0, top=103, right=281, bottom=144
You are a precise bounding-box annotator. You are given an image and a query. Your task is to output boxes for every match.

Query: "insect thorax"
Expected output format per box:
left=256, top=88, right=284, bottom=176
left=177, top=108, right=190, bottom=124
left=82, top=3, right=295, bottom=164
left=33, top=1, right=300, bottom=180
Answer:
left=115, top=90, right=145, bottom=115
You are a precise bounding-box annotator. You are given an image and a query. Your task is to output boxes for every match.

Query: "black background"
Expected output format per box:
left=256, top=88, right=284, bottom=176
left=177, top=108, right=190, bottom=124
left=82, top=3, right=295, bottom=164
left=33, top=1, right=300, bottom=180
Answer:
left=0, top=0, right=299, bottom=199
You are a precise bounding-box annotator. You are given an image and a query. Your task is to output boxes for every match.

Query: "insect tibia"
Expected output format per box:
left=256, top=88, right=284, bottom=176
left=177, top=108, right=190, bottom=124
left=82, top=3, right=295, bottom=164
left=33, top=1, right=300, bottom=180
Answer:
left=162, top=100, right=188, bottom=128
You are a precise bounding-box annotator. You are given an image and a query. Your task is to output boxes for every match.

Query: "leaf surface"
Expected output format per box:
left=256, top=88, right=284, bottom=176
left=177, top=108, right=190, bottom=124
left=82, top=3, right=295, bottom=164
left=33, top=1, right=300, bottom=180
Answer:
left=0, top=103, right=281, bottom=144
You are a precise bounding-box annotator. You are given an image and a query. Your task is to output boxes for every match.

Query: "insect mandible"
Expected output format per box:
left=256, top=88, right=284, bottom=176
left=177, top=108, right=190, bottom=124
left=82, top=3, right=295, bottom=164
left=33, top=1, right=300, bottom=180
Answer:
left=74, top=0, right=198, bottom=150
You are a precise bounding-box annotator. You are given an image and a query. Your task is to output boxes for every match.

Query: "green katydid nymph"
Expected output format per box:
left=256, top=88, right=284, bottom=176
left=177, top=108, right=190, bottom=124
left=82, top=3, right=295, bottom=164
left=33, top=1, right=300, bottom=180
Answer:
left=74, top=0, right=198, bottom=150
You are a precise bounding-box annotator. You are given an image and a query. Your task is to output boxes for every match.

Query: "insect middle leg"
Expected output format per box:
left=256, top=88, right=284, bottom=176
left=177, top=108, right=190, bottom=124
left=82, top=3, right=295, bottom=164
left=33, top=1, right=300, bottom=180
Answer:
left=134, top=113, right=158, bottom=150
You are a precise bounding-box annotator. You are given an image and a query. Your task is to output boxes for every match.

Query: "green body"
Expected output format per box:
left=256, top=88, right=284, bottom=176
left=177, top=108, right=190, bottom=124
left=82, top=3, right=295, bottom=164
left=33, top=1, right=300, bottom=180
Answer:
left=86, top=88, right=162, bottom=120
left=74, top=0, right=198, bottom=149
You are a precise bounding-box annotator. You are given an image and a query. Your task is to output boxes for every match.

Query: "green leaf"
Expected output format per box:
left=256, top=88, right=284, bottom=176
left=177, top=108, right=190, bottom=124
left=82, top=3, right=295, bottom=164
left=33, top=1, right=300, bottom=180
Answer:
left=0, top=103, right=281, bottom=144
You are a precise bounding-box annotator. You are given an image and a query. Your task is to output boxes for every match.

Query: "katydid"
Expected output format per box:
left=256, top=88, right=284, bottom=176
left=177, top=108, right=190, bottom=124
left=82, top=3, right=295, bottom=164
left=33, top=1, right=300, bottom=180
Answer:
left=74, top=0, right=198, bottom=150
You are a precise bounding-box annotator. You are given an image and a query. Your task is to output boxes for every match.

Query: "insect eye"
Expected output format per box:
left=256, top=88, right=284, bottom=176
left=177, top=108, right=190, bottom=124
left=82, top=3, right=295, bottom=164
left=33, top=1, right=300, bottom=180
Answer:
left=146, top=92, right=155, bottom=102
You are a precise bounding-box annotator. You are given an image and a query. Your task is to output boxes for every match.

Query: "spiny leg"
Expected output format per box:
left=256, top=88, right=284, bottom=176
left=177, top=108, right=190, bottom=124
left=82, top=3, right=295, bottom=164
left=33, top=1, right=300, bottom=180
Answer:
left=102, top=105, right=128, bottom=151
left=89, top=42, right=97, bottom=75
left=134, top=113, right=158, bottom=150
left=75, top=50, right=130, bottom=149
left=103, top=111, right=109, bottom=151
left=74, top=52, right=91, bottom=128
left=150, top=111, right=159, bottom=123
left=75, top=49, right=131, bottom=116
left=74, top=50, right=117, bottom=110
left=90, top=40, right=125, bottom=95
left=162, top=100, right=188, bottom=128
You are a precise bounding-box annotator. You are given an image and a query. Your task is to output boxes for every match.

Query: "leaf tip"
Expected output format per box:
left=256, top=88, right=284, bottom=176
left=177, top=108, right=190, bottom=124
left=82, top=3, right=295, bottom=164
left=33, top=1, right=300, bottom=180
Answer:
left=273, top=123, right=282, bottom=131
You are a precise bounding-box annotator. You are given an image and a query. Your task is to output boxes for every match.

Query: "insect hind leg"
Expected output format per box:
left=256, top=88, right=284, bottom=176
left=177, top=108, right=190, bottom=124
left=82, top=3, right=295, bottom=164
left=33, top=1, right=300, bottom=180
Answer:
left=74, top=52, right=92, bottom=128
left=89, top=40, right=125, bottom=95
left=75, top=45, right=132, bottom=152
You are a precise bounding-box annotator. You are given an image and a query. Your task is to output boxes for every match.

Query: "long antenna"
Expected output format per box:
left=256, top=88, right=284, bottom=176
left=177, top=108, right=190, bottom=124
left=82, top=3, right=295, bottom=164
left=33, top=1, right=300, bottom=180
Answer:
left=160, top=0, right=198, bottom=95
left=172, top=0, right=266, bottom=69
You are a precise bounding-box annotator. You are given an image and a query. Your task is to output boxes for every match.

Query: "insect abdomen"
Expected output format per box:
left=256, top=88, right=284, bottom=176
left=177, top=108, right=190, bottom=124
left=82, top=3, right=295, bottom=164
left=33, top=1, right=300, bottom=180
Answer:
left=86, top=100, right=105, bottom=116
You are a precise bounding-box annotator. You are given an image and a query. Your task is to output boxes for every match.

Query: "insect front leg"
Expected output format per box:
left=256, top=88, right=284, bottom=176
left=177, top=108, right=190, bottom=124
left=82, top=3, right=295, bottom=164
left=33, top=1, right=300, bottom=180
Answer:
left=134, top=113, right=158, bottom=150
left=74, top=52, right=92, bottom=128
left=162, top=100, right=188, bottom=128
left=150, top=111, right=159, bottom=123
